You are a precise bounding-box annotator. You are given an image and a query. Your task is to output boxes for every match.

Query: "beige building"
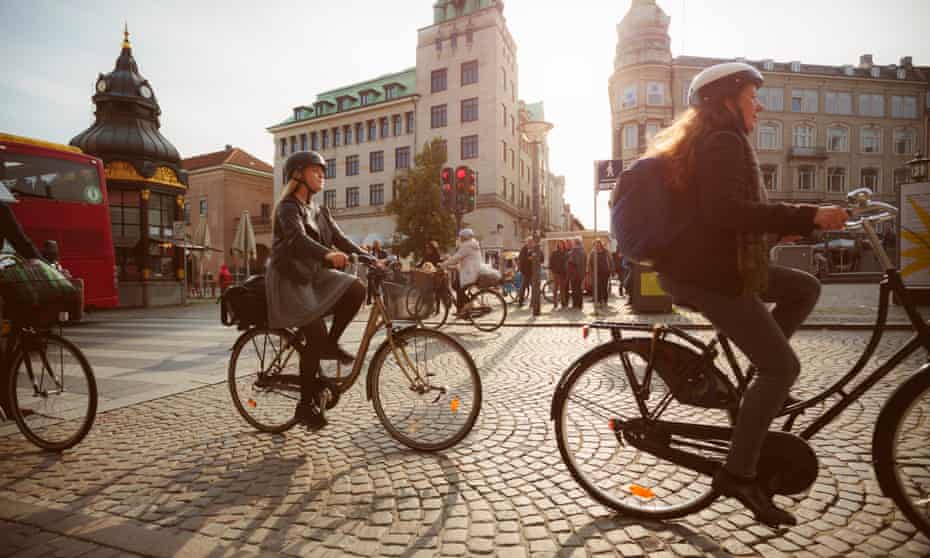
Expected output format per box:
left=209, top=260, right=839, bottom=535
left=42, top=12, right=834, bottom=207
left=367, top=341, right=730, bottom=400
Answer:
left=267, top=0, right=567, bottom=253
left=610, top=0, right=929, bottom=209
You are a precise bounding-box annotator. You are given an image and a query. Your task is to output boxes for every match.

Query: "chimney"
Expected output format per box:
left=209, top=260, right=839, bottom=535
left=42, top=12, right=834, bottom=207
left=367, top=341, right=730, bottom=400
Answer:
left=900, top=56, right=913, bottom=69
left=225, top=144, right=232, bottom=151
left=859, top=54, right=873, bottom=69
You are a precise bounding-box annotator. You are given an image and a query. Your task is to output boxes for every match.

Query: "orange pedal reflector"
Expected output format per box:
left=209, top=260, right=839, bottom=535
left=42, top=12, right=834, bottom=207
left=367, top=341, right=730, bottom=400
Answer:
left=629, top=484, right=655, bottom=499
left=608, top=418, right=615, bottom=431
left=248, top=399, right=257, bottom=409
left=450, top=398, right=460, bottom=414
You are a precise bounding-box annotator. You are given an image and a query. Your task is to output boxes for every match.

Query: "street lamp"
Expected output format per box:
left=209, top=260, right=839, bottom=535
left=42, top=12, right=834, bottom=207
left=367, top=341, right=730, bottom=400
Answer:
left=906, top=152, right=929, bottom=183
left=520, top=119, right=553, bottom=316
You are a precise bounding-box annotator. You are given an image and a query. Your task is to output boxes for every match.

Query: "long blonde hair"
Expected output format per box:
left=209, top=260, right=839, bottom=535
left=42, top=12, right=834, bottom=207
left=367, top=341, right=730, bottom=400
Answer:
left=644, top=99, right=741, bottom=190
left=274, top=174, right=306, bottom=221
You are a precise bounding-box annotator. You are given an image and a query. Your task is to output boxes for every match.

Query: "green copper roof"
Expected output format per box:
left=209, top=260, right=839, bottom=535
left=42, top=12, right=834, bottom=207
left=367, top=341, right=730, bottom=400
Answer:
left=433, top=0, right=502, bottom=25
left=271, top=67, right=416, bottom=129
left=525, top=101, right=544, bottom=121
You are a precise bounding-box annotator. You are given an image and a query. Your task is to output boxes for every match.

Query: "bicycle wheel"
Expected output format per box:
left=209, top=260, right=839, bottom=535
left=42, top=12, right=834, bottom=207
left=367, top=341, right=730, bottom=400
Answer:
left=554, top=339, right=733, bottom=519
left=228, top=328, right=301, bottom=434
left=414, top=290, right=450, bottom=330
left=543, top=280, right=555, bottom=303
left=467, top=288, right=507, bottom=332
left=10, top=332, right=97, bottom=452
left=370, top=328, right=481, bottom=451
left=873, top=369, right=930, bottom=539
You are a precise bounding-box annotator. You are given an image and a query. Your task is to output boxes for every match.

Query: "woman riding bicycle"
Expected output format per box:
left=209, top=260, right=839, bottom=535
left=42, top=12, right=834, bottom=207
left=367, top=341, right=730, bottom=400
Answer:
left=443, top=229, right=481, bottom=317
left=649, top=62, right=847, bottom=527
left=266, top=151, right=368, bottom=430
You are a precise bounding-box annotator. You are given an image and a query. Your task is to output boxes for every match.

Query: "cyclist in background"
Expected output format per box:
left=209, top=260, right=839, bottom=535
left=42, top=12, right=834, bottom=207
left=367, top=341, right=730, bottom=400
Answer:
left=443, top=229, right=482, bottom=317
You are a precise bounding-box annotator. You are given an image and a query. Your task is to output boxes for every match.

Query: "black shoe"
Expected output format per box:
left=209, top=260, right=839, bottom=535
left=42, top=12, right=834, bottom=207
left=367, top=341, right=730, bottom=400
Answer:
left=294, top=402, right=327, bottom=431
left=712, top=469, right=797, bottom=528
left=319, top=343, right=354, bottom=366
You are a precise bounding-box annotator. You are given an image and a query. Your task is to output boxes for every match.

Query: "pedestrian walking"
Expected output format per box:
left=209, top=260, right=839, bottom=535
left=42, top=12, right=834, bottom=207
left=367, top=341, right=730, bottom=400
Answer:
left=218, top=264, right=232, bottom=294
left=648, top=62, right=847, bottom=526
left=549, top=240, right=566, bottom=309
left=567, top=237, right=586, bottom=310
left=588, top=240, right=612, bottom=308
left=517, top=237, right=539, bottom=306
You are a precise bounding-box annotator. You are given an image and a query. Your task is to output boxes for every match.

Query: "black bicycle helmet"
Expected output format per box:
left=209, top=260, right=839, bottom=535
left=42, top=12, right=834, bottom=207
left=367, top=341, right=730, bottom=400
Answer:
left=283, top=150, right=326, bottom=185
left=688, top=62, right=764, bottom=107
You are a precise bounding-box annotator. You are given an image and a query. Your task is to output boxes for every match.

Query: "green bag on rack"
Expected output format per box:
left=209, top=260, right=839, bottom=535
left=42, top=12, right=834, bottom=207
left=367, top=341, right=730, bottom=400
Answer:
left=0, top=255, right=79, bottom=325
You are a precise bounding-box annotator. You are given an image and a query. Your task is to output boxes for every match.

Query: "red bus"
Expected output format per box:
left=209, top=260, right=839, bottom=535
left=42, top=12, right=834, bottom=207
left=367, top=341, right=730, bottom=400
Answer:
left=0, top=133, right=119, bottom=309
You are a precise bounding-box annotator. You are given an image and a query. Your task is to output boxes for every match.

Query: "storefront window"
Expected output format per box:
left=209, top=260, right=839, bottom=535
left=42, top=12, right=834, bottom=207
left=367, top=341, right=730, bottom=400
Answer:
left=148, top=192, right=176, bottom=280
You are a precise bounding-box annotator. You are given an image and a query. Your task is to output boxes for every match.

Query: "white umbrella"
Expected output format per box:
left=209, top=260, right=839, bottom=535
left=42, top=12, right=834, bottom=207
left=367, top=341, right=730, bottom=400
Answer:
left=193, top=219, right=212, bottom=294
left=232, top=210, right=257, bottom=277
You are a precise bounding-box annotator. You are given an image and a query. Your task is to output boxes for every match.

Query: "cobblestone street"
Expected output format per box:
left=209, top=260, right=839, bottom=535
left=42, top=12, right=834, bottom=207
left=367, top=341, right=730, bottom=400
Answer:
left=1, top=304, right=929, bottom=557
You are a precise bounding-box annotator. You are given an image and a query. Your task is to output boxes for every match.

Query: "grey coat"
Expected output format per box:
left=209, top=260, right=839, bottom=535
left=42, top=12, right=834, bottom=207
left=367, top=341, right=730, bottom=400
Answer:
left=567, top=246, right=586, bottom=281
left=266, top=195, right=364, bottom=329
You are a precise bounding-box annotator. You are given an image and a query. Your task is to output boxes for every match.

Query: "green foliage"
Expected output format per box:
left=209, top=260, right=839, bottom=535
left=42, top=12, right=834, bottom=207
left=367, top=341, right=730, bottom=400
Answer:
left=388, top=138, right=457, bottom=258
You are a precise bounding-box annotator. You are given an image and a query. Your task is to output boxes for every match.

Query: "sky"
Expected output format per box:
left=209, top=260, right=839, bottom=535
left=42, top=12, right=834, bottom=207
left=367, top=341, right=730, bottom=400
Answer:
left=2, top=0, right=929, bottom=229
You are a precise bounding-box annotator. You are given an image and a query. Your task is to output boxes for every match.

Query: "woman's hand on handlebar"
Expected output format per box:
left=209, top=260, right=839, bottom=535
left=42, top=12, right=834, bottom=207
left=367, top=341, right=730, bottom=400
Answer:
left=325, top=251, right=349, bottom=269
left=814, top=206, right=848, bottom=231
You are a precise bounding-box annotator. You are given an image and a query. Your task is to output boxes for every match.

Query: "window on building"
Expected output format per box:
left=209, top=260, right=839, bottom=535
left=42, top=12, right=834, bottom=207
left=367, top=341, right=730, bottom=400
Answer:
left=380, top=118, right=389, bottom=138
left=509, top=182, right=515, bottom=202
left=793, top=125, right=815, bottom=148
left=333, top=127, right=341, bottom=147
left=511, top=82, right=515, bottom=102
left=826, top=126, right=848, bottom=152
left=500, top=176, right=507, bottom=196
left=797, top=166, right=815, bottom=191
left=370, top=183, right=384, bottom=206
left=260, top=203, right=271, bottom=223
left=891, top=95, right=918, bottom=118
left=502, top=104, right=507, bottom=127
left=393, top=115, right=402, bottom=136
left=622, top=84, right=637, bottom=108
left=825, top=92, right=853, bottom=115
left=109, top=189, right=142, bottom=281
left=435, top=37, right=441, bottom=52
left=502, top=68, right=507, bottom=89
left=325, top=159, right=336, bottom=178
left=324, top=190, right=336, bottom=209
left=405, top=112, right=415, bottom=134
left=431, top=68, right=447, bottom=93
left=346, top=155, right=359, bottom=176
left=462, top=60, right=478, bottom=85
left=870, top=67, right=881, bottom=78
left=344, top=125, right=352, bottom=145
left=646, top=82, right=665, bottom=105
left=861, top=167, right=880, bottom=190
left=681, top=80, right=692, bottom=105
left=761, top=165, right=778, bottom=192
left=289, top=136, right=297, bottom=154
left=385, top=86, right=397, bottom=100
left=894, top=168, right=910, bottom=191
left=763, top=60, right=774, bottom=71
left=311, top=132, right=319, bottom=150
left=510, top=148, right=515, bottom=169
left=791, top=89, right=818, bottom=113
left=147, top=192, right=175, bottom=280
left=511, top=115, right=515, bottom=135
left=502, top=141, right=507, bottom=162
left=461, top=135, right=479, bottom=160
left=360, top=92, right=370, bottom=105
left=466, top=28, right=473, bottom=44
left=623, top=124, right=638, bottom=149
left=461, top=97, right=479, bottom=122
left=346, top=187, right=359, bottom=208
left=321, top=130, right=329, bottom=149
left=367, top=120, right=377, bottom=141
left=355, top=123, right=363, bottom=144
left=894, top=129, right=915, bottom=155
left=861, top=127, right=882, bottom=153
left=279, top=138, right=287, bottom=157
left=450, top=32, right=457, bottom=49
left=197, top=198, right=207, bottom=217
left=370, top=151, right=384, bottom=172
left=859, top=94, right=885, bottom=117
left=299, top=133, right=307, bottom=151
left=897, top=68, right=907, bottom=80
left=827, top=167, right=847, bottom=193
left=758, top=123, right=780, bottom=150
left=395, top=146, right=410, bottom=169
left=758, top=87, right=784, bottom=112
left=645, top=122, right=660, bottom=144
left=184, top=203, right=191, bottom=225
left=790, top=61, right=801, bottom=72
left=430, top=105, right=447, bottom=128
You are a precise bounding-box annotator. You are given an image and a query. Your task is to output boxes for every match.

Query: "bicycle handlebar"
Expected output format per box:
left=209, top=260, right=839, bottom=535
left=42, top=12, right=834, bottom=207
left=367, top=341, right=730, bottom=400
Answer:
left=843, top=187, right=898, bottom=231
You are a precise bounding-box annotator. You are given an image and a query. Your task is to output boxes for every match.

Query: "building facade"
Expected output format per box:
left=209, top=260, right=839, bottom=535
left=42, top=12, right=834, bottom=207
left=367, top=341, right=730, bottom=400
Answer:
left=610, top=0, right=929, bottom=208
left=182, top=146, right=274, bottom=282
left=267, top=0, right=567, bottom=253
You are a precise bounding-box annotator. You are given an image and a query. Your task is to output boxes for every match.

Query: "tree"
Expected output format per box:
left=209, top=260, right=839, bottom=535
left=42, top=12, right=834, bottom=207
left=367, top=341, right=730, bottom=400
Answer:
left=388, top=138, right=458, bottom=258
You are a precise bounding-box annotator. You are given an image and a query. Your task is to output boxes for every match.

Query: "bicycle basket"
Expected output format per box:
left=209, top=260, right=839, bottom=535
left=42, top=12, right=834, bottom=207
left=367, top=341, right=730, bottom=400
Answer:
left=220, top=275, right=268, bottom=330
left=0, top=255, right=80, bottom=327
left=382, top=280, right=431, bottom=321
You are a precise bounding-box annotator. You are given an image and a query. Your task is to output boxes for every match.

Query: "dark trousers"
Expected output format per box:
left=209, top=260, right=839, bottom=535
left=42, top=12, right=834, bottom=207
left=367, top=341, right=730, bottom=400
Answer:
left=569, top=276, right=584, bottom=308
left=558, top=275, right=570, bottom=307
left=297, top=280, right=365, bottom=404
left=658, top=265, right=820, bottom=477
left=595, top=273, right=610, bottom=303
left=518, top=269, right=532, bottom=304
left=550, top=272, right=564, bottom=306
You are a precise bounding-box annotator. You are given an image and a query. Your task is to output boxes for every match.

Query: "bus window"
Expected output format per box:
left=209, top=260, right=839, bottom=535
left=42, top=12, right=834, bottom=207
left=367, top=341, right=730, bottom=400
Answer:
left=1, top=153, right=104, bottom=205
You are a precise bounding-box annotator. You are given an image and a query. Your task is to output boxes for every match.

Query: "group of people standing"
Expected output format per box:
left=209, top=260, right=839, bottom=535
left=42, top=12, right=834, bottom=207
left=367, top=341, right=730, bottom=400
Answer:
left=520, top=237, right=626, bottom=311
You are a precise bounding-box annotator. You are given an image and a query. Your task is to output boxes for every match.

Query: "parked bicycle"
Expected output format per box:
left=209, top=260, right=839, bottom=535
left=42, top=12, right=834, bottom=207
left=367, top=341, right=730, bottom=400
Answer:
left=412, top=268, right=507, bottom=332
left=225, top=255, right=481, bottom=452
left=551, top=189, right=930, bottom=538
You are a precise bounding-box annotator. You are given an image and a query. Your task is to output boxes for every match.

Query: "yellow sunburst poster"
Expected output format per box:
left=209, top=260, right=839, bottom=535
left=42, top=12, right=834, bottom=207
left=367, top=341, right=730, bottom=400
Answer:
left=900, top=181, right=930, bottom=287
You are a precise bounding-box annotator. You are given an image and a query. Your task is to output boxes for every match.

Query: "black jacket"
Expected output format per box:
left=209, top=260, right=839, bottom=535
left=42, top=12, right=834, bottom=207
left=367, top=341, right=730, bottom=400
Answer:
left=654, top=125, right=817, bottom=295
left=549, top=249, right=566, bottom=274
left=0, top=203, right=39, bottom=259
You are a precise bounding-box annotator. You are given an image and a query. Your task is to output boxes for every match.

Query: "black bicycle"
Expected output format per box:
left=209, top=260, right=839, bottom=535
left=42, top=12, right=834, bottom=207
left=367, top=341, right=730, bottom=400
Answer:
left=227, top=256, right=481, bottom=452
left=413, top=268, right=507, bottom=332
left=551, top=188, right=930, bottom=538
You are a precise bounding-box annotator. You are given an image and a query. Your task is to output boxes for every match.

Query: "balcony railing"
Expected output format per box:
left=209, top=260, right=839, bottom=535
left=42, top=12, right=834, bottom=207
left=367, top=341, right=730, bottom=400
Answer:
left=788, top=146, right=828, bottom=159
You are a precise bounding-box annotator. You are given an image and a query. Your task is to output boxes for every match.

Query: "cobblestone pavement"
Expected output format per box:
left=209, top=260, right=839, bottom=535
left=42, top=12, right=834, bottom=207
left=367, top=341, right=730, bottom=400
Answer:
left=1, top=325, right=928, bottom=557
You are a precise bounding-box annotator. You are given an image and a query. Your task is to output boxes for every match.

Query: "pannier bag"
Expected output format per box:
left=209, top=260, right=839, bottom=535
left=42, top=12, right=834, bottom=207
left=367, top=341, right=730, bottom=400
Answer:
left=476, top=264, right=502, bottom=288
left=0, top=255, right=79, bottom=326
left=220, top=275, right=268, bottom=330
left=610, top=157, right=692, bottom=264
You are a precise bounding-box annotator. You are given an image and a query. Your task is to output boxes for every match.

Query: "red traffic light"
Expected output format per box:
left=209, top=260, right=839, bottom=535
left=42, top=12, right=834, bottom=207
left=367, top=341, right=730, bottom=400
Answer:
left=456, top=168, right=467, bottom=179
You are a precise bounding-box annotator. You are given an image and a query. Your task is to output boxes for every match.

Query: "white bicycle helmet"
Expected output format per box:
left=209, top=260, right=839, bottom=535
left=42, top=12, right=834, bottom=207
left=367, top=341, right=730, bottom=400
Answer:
left=688, top=62, right=764, bottom=107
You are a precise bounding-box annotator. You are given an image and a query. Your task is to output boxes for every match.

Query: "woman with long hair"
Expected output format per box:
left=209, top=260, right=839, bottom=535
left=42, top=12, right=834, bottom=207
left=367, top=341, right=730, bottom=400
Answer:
left=649, top=63, right=847, bottom=527
left=266, top=151, right=368, bottom=430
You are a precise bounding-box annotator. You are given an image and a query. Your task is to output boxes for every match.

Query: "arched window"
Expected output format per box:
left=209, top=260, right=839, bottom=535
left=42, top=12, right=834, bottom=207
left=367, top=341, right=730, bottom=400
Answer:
left=826, top=125, right=849, bottom=152
left=758, top=121, right=781, bottom=150
left=792, top=124, right=815, bottom=148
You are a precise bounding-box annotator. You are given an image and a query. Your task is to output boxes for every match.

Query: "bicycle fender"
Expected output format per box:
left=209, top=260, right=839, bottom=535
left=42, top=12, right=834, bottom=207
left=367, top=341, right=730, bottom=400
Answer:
left=365, top=325, right=420, bottom=401
left=550, top=341, right=624, bottom=421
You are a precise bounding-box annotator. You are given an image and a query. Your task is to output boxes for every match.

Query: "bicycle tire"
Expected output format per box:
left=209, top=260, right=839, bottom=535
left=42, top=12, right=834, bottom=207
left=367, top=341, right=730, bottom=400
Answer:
left=414, top=290, right=450, bottom=330
left=553, top=339, right=732, bottom=519
left=9, top=332, right=97, bottom=452
left=872, top=368, right=930, bottom=539
left=228, top=328, right=301, bottom=434
left=369, top=328, right=481, bottom=451
left=468, top=288, right=507, bottom=332
left=543, top=280, right=555, bottom=304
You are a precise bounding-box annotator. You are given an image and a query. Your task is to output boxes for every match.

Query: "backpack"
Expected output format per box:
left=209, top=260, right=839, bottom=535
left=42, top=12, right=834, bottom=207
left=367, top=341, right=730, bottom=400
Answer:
left=220, top=275, right=268, bottom=330
left=610, top=157, right=691, bottom=264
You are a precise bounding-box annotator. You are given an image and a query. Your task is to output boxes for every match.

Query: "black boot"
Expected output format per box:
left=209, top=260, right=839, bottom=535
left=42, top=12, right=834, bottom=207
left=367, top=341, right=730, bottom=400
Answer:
left=712, top=469, right=797, bottom=528
left=294, top=401, right=327, bottom=431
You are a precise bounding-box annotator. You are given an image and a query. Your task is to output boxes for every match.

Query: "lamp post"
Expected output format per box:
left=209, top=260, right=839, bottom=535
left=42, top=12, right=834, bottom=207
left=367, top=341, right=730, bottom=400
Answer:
left=906, top=152, right=929, bottom=183
left=521, top=119, right=553, bottom=316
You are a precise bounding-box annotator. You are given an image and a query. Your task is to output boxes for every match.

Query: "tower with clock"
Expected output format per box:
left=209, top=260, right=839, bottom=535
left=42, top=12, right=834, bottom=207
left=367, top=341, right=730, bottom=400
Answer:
left=70, top=26, right=190, bottom=307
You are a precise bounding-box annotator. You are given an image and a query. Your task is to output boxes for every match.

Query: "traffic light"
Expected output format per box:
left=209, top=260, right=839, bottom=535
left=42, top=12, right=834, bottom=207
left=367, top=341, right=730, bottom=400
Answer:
left=466, top=168, right=477, bottom=213
left=455, top=166, right=468, bottom=214
left=440, top=166, right=453, bottom=212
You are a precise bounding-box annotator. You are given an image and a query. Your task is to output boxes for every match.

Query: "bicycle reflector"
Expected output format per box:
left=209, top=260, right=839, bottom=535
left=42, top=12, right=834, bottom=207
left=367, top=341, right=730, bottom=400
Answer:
left=629, top=484, right=656, bottom=500
left=450, top=398, right=460, bottom=414
left=582, top=325, right=590, bottom=339
left=248, top=399, right=257, bottom=409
